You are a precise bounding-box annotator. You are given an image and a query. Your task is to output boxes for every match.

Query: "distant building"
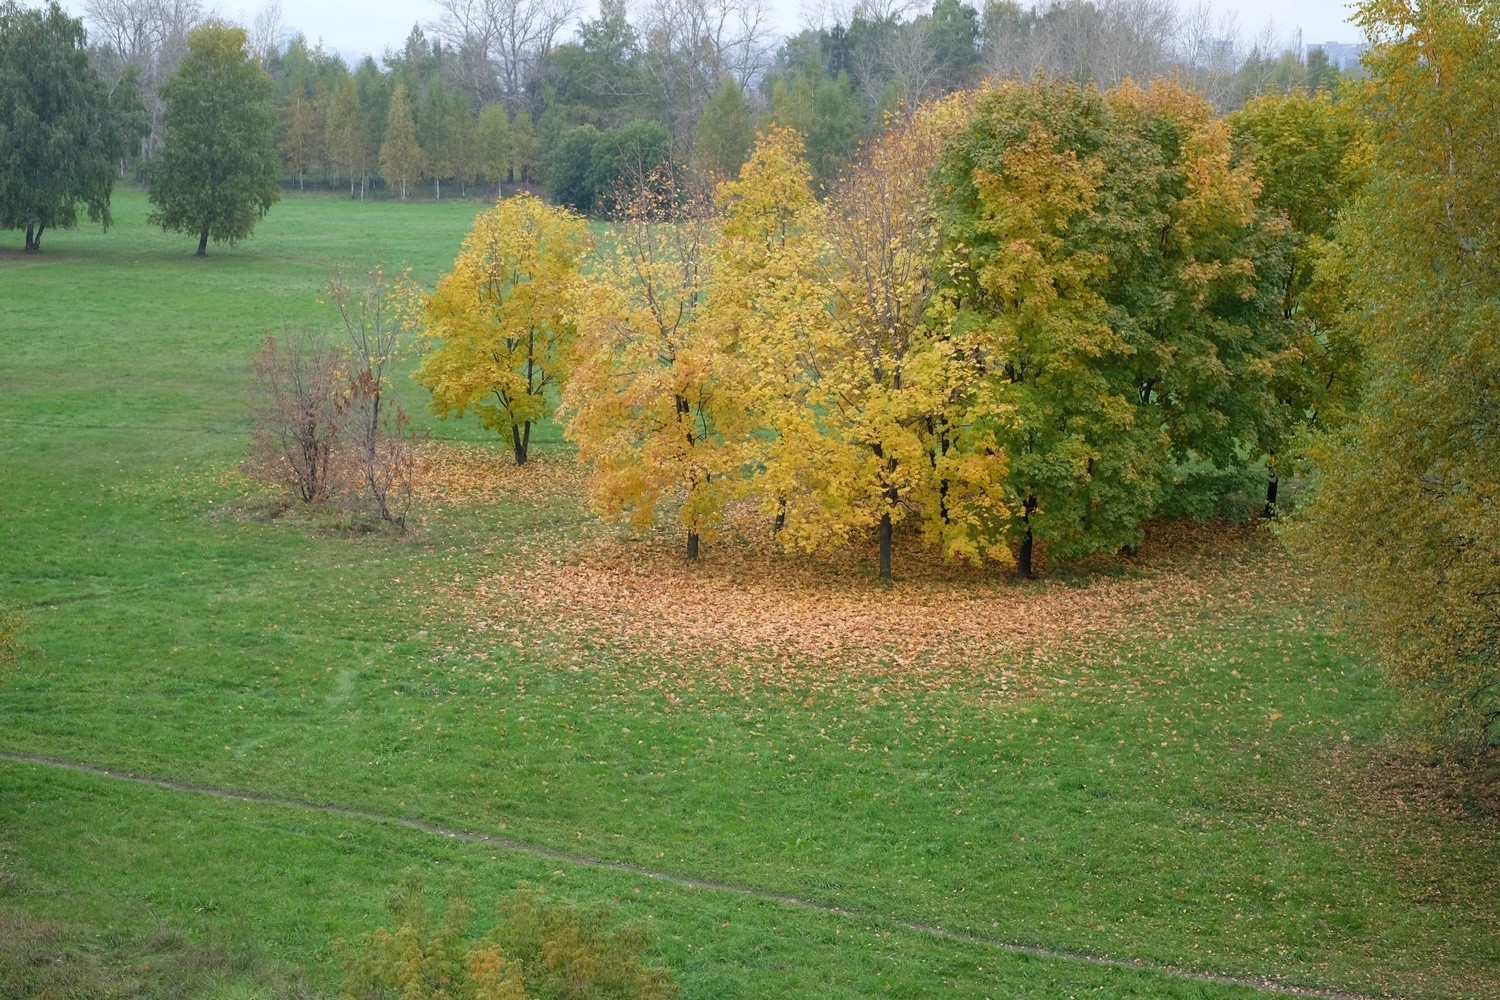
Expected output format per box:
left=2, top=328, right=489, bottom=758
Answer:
left=1307, top=41, right=1369, bottom=70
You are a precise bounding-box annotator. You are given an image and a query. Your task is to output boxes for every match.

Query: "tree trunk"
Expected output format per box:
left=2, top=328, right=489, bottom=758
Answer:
left=1017, top=495, right=1037, bottom=579
left=686, top=530, right=699, bottom=562
left=435, top=177, right=441, bottom=199
left=1263, top=476, right=1279, bottom=519
left=1017, top=526, right=1035, bottom=579
left=511, top=422, right=530, bottom=465
left=878, top=512, right=893, bottom=583
left=23, top=222, right=35, bottom=251
left=773, top=497, right=786, bottom=534
left=196, top=230, right=209, bottom=256
left=33, top=224, right=42, bottom=250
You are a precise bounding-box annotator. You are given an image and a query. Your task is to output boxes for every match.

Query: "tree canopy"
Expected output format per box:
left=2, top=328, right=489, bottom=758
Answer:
left=145, top=20, right=279, bottom=255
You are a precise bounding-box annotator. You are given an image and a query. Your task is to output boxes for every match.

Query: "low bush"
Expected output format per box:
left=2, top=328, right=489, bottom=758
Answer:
left=336, top=874, right=677, bottom=1000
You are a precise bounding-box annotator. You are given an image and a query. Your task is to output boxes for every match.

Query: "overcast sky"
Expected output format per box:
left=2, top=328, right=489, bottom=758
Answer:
left=72, top=0, right=1367, bottom=67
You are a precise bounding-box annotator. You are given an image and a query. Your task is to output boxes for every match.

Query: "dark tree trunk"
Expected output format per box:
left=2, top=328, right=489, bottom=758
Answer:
left=878, top=512, right=893, bottom=583
left=511, top=422, right=530, bottom=465
left=1017, top=527, right=1035, bottom=579
left=33, top=224, right=42, bottom=250
left=1017, top=495, right=1038, bottom=579
left=686, top=530, right=699, bottom=562
left=23, top=222, right=35, bottom=251
left=1263, top=476, right=1279, bottom=519
left=773, top=497, right=786, bottom=534
left=196, top=230, right=209, bottom=256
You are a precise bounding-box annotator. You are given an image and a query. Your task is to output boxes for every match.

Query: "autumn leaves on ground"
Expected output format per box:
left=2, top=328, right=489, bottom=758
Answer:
left=436, top=454, right=1285, bottom=701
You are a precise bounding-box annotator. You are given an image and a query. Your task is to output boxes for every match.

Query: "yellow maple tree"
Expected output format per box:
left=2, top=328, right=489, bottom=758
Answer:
left=561, top=175, right=736, bottom=560
left=415, top=193, right=591, bottom=465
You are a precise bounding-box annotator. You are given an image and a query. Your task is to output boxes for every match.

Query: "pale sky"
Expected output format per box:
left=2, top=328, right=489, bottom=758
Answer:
left=67, top=0, right=1366, bottom=68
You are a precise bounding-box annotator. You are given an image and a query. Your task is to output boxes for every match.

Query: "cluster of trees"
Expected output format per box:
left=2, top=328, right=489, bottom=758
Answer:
left=414, top=80, right=1357, bottom=582
left=1, top=4, right=279, bottom=253
left=412, top=2, right=1497, bottom=746
left=5, top=0, right=1360, bottom=249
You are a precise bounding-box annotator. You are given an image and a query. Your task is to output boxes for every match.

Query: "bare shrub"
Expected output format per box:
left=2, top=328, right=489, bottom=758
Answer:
left=247, top=267, right=426, bottom=528
left=248, top=328, right=342, bottom=504
left=327, top=265, right=425, bottom=528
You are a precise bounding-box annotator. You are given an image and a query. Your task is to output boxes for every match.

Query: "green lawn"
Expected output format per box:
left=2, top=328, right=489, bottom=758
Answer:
left=1, top=190, right=1495, bottom=999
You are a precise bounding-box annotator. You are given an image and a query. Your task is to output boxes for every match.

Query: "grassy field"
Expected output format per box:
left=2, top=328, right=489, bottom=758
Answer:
left=1, top=190, right=1495, bottom=999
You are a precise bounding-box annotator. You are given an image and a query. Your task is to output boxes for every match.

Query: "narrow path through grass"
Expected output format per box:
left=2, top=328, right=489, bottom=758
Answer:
left=2, top=751, right=1379, bottom=1000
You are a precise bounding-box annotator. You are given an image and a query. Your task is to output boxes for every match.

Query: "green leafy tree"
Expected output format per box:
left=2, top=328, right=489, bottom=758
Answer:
left=282, top=91, right=324, bottom=190
left=545, top=124, right=599, bottom=213
left=326, top=75, right=369, bottom=198
left=419, top=76, right=459, bottom=198
left=1230, top=90, right=1366, bottom=513
left=1284, top=0, right=1500, bottom=748
left=379, top=82, right=422, bottom=200
left=587, top=119, right=671, bottom=215
left=509, top=112, right=538, bottom=184
left=935, top=80, right=1286, bottom=575
left=0, top=0, right=140, bottom=250
left=145, top=21, right=279, bottom=256
left=693, top=79, right=754, bottom=180
left=476, top=102, right=514, bottom=197
left=415, top=193, right=591, bottom=465
left=766, top=63, right=866, bottom=184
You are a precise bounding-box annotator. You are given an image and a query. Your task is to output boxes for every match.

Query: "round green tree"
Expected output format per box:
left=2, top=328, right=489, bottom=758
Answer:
left=146, top=21, right=279, bottom=256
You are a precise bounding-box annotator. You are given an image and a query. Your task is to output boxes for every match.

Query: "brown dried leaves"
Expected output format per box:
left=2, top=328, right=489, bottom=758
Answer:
left=448, top=490, right=1302, bottom=703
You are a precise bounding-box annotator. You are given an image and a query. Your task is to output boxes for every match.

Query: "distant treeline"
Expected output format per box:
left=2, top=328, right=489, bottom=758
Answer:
left=82, top=0, right=1352, bottom=208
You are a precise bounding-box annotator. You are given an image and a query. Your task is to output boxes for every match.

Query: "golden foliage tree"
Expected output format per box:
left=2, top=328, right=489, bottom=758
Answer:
left=563, top=174, right=733, bottom=561
left=730, top=101, right=1016, bottom=582
left=415, top=193, right=591, bottom=465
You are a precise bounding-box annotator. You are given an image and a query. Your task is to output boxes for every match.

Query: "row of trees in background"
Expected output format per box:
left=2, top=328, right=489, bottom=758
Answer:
left=67, top=0, right=1356, bottom=210
left=1, top=0, right=1363, bottom=252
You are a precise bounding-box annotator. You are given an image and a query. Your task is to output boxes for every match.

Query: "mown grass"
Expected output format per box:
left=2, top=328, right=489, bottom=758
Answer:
left=1, top=190, right=1495, bottom=999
